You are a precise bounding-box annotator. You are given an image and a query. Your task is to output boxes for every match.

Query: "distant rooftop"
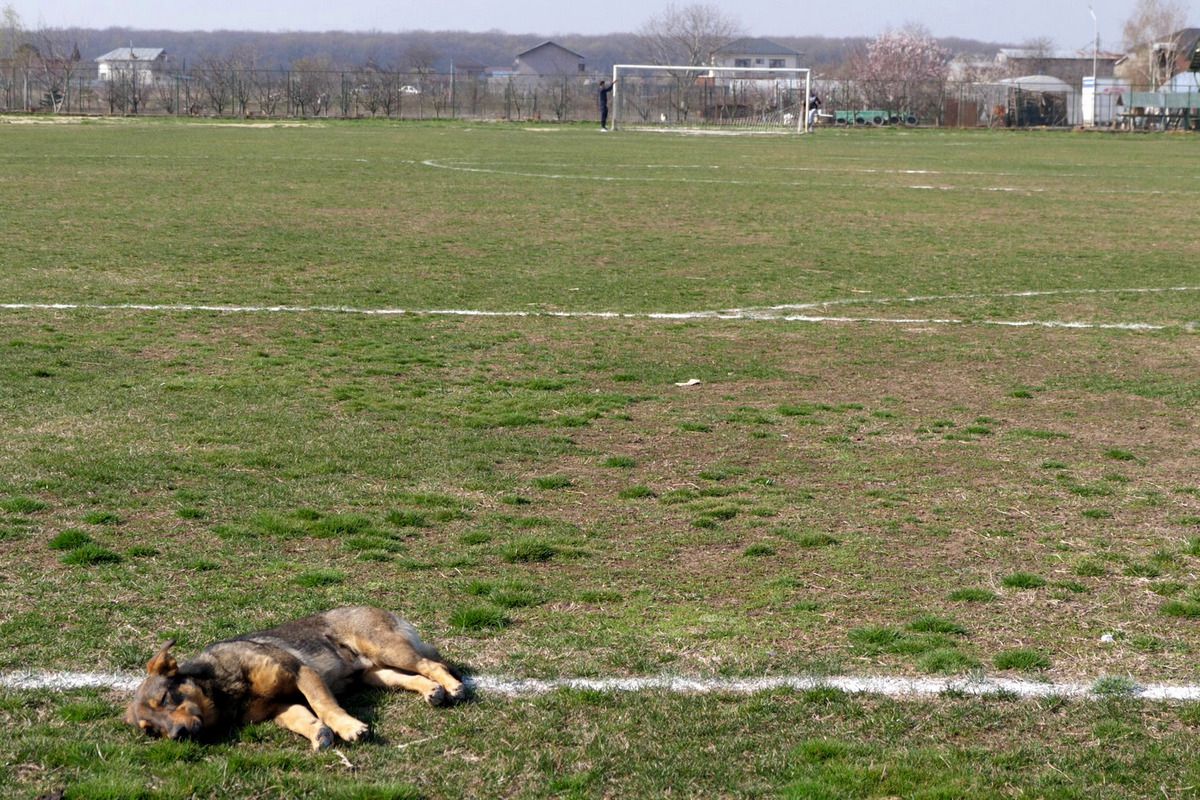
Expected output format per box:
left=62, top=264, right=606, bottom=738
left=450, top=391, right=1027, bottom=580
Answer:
left=715, top=38, right=801, bottom=57
left=95, top=47, right=165, bottom=62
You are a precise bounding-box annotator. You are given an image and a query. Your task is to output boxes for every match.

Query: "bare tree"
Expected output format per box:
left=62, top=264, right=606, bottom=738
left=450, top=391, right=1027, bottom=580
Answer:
left=251, top=68, right=285, bottom=116
left=1121, top=0, right=1189, bottom=87
left=637, top=3, right=741, bottom=66
left=849, top=25, right=949, bottom=122
left=289, top=56, right=332, bottom=116
left=196, top=53, right=234, bottom=115
left=1, top=4, right=27, bottom=109
left=637, top=3, right=741, bottom=122
left=33, top=33, right=83, bottom=112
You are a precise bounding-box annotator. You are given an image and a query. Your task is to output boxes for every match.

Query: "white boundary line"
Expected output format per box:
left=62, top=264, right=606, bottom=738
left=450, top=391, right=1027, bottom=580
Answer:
left=2, top=670, right=1197, bottom=702
left=419, top=159, right=1200, bottom=196
left=0, top=295, right=1192, bottom=331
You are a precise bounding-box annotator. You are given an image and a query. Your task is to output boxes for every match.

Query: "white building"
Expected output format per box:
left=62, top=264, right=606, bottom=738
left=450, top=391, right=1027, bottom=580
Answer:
left=711, top=38, right=802, bottom=72
left=95, top=48, right=168, bottom=84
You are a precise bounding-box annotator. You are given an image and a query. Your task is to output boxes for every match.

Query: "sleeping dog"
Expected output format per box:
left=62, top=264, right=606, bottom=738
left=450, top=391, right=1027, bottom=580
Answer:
left=125, top=606, right=465, bottom=749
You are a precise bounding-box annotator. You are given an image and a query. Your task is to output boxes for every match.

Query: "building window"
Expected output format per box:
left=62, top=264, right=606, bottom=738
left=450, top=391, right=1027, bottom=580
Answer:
left=769, top=59, right=786, bottom=69
left=755, top=58, right=764, bottom=65
left=735, top=59, right=751, bottom=68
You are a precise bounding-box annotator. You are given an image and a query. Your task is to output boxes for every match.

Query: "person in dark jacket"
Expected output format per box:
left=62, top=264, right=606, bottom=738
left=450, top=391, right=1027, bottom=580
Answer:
left=598, top=79, right=614, bottom=130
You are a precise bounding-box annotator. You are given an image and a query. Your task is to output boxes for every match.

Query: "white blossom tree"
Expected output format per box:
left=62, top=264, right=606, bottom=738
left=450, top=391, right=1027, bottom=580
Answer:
left=850, top=26, right=950, bottom=122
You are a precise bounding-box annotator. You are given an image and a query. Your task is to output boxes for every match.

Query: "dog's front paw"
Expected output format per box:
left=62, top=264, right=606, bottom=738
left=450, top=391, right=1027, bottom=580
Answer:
left=313, top=725, right=335, bottom=751
left=424, top=686, right=447, bottom=707
left=336, top=718, right=370, bottom=742
left=446, top=682, right=467, bottom=703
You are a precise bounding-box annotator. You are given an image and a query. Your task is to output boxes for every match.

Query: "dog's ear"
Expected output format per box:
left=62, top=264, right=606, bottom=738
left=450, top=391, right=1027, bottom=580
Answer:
left=146, top=639, right=178, bottom=676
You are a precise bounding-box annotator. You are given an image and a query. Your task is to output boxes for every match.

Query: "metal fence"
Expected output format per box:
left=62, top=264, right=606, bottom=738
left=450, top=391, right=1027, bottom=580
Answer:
left=0, top=66, right=616, bottom=121
left=2, top=64, right=1197, bottom=130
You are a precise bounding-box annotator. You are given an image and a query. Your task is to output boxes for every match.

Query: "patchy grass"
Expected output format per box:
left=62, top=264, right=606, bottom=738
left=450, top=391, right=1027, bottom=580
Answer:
left=3, top=121, right=1200, bottom=796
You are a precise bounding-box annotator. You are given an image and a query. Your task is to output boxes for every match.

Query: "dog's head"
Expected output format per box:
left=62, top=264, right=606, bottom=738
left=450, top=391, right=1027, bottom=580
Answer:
left=124, top=640, right=213, bottom=740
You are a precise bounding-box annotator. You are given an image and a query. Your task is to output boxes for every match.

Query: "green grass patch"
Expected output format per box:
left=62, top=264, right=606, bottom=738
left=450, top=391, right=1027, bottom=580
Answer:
left=500, top=538, right=558, bottom=563
left=0, top=496, right=47, bottom=514
left=294, top=569, right=345, bottom=587
left=993, top=649, right=1051, bottom=671
left=60, top=543, right=123, bottom=566
left=1002, top=573, right=1046, bottom=590
left=48, top=529, right=93, bottom=550
left=948, top=588, right=997, bottom=602
left=449, top=605, right=509, bottom=632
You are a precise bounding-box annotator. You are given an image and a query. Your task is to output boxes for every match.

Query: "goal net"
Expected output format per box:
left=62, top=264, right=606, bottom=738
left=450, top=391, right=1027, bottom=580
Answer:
left=611, top=64, right=812, bottom=133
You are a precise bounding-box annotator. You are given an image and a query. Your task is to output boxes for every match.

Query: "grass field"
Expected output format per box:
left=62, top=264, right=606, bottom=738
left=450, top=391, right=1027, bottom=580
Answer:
left=2, top=117, right=1200, bottom=798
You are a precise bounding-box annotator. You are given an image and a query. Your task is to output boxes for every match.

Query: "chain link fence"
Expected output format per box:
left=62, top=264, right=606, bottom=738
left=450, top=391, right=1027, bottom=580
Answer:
left=2, top=65, right=1196, bottom=130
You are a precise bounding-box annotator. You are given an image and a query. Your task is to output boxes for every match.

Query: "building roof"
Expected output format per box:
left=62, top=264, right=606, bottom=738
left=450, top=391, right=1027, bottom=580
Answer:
left=714, top=37, right=800, bottom=57
left=95, top=47, right=164, bottom=62
left=515, top=41, right=585, bottom=60
left=996, top=74, right=1075, bottom=92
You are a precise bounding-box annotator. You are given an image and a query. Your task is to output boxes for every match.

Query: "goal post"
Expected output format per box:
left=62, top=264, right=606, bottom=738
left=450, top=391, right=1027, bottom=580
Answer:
left=611, top=64, right=812, bottom=133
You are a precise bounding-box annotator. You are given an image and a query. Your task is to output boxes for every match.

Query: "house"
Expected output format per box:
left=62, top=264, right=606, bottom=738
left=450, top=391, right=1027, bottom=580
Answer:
left=95, top=47, right=169, bottom=85
left=711, top=38, right=803, bottom=72
left=513, top=41, right=586, bottom=78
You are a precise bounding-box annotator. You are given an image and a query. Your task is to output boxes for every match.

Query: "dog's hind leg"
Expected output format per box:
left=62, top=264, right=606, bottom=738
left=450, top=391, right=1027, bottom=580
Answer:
left=366, top=634, right=466, bottom=703
left=295, top=666, right=369, bottom=743
left=274, top=704, right=336, bottom=751
left=363, top=667, right=447, bottom=706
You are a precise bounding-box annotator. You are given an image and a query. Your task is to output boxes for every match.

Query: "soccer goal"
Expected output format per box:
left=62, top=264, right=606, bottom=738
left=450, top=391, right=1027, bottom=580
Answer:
left=611, top=64, right=812, bottom=133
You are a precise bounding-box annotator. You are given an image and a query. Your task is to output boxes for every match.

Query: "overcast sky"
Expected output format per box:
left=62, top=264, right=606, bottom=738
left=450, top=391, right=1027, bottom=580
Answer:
left=7, top=0, right=1195, bottom=52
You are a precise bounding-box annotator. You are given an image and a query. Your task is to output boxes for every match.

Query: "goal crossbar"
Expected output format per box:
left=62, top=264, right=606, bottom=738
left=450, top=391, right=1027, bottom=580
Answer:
left=611, top=64, right=812, bottom=133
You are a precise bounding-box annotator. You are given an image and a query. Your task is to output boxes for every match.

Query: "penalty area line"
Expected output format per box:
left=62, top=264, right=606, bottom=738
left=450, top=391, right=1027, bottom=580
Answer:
left=2, top=670, right=1199, bottom=702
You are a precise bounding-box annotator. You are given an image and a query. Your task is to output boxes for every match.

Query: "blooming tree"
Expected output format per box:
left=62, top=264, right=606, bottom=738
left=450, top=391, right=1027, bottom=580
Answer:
left=850, top=26, right=950, bottom=121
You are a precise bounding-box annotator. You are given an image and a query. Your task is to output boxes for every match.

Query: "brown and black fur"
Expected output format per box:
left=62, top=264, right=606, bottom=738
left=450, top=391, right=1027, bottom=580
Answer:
left=125, top=607, right=465, bottom=750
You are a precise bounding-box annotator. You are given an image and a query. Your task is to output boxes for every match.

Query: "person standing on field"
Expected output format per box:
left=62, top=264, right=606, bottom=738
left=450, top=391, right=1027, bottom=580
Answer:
left=807, top=90, right=822, bottom=128
left=598, top=79, right=614, bottom=131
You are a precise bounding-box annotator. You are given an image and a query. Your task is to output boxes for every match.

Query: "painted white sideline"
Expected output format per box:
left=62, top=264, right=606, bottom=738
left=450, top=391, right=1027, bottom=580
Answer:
left=0, top=297, right=1191, bottom=331
left=2, top=670, right=1198, bottom=702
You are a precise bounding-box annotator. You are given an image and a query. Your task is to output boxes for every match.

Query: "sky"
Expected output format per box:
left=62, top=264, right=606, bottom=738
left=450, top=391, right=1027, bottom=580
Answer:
left=6, top=0, right=1196, bottom=52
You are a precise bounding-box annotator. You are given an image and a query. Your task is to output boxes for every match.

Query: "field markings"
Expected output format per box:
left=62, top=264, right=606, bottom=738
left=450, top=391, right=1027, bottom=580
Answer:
left=420, top=159, right=1199, bottom=196
left=3, top=669, right=1198, bottom=702
left=2, top=285, right=1196, bottom=332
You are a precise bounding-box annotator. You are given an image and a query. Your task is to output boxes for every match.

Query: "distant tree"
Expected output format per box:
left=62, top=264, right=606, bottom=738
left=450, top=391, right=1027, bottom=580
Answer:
left=2, top=5, right=26, bottom=109
left=637, top=3, right=741, bottom=66
left=197, top=54, right=234, bottom=115
left=1121, top=0, right=1189, bottom=86
left=290, top=56, right=332, bottom=116
left=1, top=3, right=21, bottom=58
left=1019, top=36, right=1056, bottom=58
left=39, top=36, right=83, bottom=112
left=849, top=25, right=950, bottom=121
left=636, top=3, right=741, bottom=122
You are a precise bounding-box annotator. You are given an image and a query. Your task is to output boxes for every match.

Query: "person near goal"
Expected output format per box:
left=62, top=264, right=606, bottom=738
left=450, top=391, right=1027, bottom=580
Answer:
left=807, top=90, right=822, bottom=128
left=598, top=79, right=614, bottom=131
